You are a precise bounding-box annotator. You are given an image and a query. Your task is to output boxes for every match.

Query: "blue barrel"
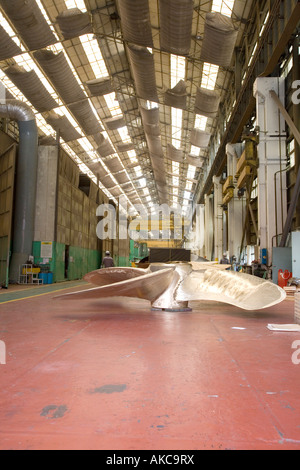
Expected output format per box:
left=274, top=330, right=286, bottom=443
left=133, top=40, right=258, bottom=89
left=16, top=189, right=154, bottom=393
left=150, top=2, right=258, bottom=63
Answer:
left=47, top=272, right=53, bottom=284
left=38, top=273, right=48, bottom=284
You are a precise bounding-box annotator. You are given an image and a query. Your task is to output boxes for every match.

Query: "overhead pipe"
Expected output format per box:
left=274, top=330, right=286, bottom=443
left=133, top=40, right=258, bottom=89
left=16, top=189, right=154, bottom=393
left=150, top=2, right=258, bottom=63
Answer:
left=0, top=100, right=38, bottom=282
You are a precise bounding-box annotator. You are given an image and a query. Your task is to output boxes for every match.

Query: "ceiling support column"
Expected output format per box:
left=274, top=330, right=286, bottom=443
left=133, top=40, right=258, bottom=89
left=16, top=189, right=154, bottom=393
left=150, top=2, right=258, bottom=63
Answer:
left=254, top=77, right=287, bottom=266
left=204, top=194, right=214, bottom=261
left=213, top=175, right=223, bottom=262
left=226, top=143, right=245, bottom=262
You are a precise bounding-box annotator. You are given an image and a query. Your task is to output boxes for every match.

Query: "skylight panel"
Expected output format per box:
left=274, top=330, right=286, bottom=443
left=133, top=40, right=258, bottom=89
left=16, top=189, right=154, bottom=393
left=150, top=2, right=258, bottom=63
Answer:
left=173, top=176, right=179, bottom=186
left=127, top=150, right=138, bottom=164
left=190, top=146, right=201, bottom=156
left=56, top=106, right=83, bottom=136
left=146, top=101, right=158, bottom=110
left=139, top=178, right=147, bottom=187
left=211, top=0, right=235, bottom=17
left=118, top=126, right=131, bottom=143
left=170, top=55, right=186, bottom=148
left=184, top=190, right=191, bottom=200
left=172, top=107, right=183, bottom=148
left=172, top=162, right=180, bottom=175
left=195, top=115, right=208, bottom=130
left=187, top=165, right=196, bottom=179
left=79, top=35, right=109, bottom=78
left=104, top=92, right=123, bottom=117
left=170, top=55, right=186, bottom=88
left=201, top=63, right=219, bottom=90
left=35, top=114, right=57, bottom=138
left=65, top=0, right=87, bottom=12
left=134, top=166, right=143, bottom=177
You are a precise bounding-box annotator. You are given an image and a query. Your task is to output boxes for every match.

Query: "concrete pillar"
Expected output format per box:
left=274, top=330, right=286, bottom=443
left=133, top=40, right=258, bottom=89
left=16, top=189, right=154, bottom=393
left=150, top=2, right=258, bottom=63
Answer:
left=194, top=204, right=205, bottom=258
left=34, top=145, right=59, bottom=243
left=213, top=175, right=223, bottom=262
left=226, top=143, right=245, bottom=261
left=204, top=194, right=214, bottom=260
left=253, top=77, right=287, bottom=265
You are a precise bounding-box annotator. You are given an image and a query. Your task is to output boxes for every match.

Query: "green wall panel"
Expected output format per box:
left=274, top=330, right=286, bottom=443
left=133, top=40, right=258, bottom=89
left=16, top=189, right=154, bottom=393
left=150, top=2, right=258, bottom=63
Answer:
left=33, top=241, right=101, bottom=283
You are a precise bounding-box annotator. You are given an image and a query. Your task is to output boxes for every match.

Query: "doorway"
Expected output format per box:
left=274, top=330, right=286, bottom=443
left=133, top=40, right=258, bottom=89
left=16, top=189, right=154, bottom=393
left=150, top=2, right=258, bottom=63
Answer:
left=64, top=245, right=70, bottom=279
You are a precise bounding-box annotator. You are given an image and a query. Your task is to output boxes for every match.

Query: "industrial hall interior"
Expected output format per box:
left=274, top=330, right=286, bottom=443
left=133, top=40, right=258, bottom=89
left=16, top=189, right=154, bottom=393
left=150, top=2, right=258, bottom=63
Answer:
left=0, top=0, right=300, bottom=452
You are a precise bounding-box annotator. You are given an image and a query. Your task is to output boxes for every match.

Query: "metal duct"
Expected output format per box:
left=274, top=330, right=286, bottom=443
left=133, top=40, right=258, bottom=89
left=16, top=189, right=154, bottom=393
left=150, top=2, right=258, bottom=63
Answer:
left=4, top=65, right=58, bottom=113
left=0, top=100, right=38, bottom=282
left=187, top=154, right=205, bottom=167
left=97, top=139, right=115, bottom=158
left=159, top=0, right=194, bottom=56
left=68, top=101, right=104, bottom=136
left=43, top=110, right=82, bottom=142
left=140, top=106, right=161, bottom=136
left=114, top=170, right=130, bottom=185
left=87, top=161, right=116, bottom=190
left=0, top=25, right=22, bottom=60
left=117, top=0, right=153, bottom=48
left=0, top=0, right=57, bottom=50
left=166, top=144, right=184, bottom=163
left=105, top=156, right=124, bottom=174
left=190, top=129, right=211, bottom=148
left=109, top=186, right=123, bottom=198
left=86, top=161, right=106, bottom=178
left=200, top=12, right=238, bottom=67
left=86, top=78, right=114, bottom=97
left=101, top=174, right=117, bottom=189
left=164, top=80, right=187, bottom=110
left=127, top=45, right=158, bottom=102
left=117, top=142, right=136, bottom=152
left=34, top=50, right=86, bottom=105
left=56, top=8, right=92, bottom=40
left=121, top=181, right=135, bottom=193
left=39, top=135, right=57, bottom=146
left=104, top=116, right=126, bottom=130
left=147, top=135, right=164, bottom=158
left=194, top=87, right=220, bottom=118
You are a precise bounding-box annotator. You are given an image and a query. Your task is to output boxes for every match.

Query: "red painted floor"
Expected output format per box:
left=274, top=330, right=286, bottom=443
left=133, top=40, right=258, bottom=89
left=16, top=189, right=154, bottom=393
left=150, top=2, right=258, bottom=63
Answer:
left=0, top=284, right=299, bottom=450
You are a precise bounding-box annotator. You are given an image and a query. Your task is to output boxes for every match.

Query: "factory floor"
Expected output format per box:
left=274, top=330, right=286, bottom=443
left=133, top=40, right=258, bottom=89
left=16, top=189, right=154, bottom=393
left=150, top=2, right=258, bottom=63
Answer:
left=0, top=281, right=299, bottom=451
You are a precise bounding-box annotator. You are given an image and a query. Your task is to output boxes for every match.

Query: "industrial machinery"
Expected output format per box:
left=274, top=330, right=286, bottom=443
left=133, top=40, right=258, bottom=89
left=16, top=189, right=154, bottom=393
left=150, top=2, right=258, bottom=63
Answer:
left=55, top=262, right=286, bottom=312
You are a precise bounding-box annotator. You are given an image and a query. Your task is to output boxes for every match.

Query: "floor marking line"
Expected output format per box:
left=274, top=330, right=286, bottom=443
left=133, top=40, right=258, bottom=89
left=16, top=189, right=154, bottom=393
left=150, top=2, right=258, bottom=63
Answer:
left=0, top=284, right=87, bottom=304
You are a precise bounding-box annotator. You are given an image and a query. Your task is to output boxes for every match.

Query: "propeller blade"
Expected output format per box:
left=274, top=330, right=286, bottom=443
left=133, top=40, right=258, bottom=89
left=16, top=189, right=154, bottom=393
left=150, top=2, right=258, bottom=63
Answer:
left=55, top=268, right=175, bottom=303
left=176, top=269, right=286, bottom=310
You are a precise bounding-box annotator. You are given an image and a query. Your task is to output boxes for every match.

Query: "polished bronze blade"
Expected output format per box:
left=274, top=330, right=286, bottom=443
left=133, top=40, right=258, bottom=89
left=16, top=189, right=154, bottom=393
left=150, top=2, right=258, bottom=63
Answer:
left=55, top=268, right=175, bottom=303
left=84, top=267, right=148, bottom=286
left=176, top=268, right=286, bottom=310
